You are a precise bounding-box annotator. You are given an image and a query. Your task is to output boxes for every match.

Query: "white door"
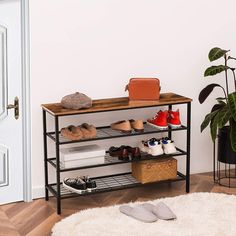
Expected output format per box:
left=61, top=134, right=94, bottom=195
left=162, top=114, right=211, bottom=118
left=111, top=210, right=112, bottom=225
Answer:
left=0, top=0, right=23, bottom=204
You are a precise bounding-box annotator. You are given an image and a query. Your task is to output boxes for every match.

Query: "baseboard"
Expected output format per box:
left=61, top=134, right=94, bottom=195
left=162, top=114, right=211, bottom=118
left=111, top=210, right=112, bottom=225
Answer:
left=32, top=185, right=46, bottom=199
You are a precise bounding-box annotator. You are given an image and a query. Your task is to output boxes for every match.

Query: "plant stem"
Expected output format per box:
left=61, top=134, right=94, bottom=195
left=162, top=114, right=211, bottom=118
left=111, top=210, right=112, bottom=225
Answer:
left=220, top=85, right=228, bottom=101
left=231, top=69, right=236, bottom=91
left=228, top=56, right=236, bottom=61
left=224, top=54, right=229, bottom=96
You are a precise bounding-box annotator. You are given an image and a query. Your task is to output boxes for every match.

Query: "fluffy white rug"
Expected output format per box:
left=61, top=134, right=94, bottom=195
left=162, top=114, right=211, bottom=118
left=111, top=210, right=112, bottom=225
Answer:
left=52, top=192, right=236, bottom=236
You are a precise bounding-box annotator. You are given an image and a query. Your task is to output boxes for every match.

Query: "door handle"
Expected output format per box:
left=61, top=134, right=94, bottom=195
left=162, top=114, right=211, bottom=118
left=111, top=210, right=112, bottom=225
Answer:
left=7, top=97, right=19, bottom=120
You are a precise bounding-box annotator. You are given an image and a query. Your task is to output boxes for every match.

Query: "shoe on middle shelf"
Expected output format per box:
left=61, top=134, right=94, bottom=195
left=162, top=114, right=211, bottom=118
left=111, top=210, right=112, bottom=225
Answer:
left=108, top=145, right=141, bottom=160
left=128, top=146, right=141, bottom=160
left=139, top=138, right=163, bottom=156
left=139, top=140, right=150, bottom=153
left=161, top=137, right=177, bottom=154
left=147, top=138, right=164, bottom=156
left=139, top=137, right=177, bottom=156
left=108, top=146, right=129, bottom=160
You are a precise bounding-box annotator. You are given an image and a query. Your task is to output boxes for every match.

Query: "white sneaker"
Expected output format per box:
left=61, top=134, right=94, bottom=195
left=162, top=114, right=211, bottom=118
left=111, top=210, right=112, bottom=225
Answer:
left=147, top=138, right=163, bottom=156
left=139, top=140, right=149, bottom=153
left=161, top=137, right=177, bottom=154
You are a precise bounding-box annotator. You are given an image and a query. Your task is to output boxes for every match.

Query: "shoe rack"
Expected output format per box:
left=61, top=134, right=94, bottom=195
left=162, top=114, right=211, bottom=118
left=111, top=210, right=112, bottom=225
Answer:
left=42, top=92, right=192, bottom=214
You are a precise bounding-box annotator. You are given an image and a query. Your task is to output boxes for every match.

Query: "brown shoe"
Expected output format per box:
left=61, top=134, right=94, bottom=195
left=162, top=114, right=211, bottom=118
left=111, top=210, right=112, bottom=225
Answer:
left=108, top=145, right=141, bottom=161
left=129, top=119, right=144, bottom=132
left=61, top=125, right=83, bottom=140
left=110, top=120, right=132, bottom=133
left=118, top=148, right=129, bottom=161
left=108, top=146, right=129, bottom=161
left=79, top=123, right=97, bottom=139
left=127, top=146, right=141, bottom=160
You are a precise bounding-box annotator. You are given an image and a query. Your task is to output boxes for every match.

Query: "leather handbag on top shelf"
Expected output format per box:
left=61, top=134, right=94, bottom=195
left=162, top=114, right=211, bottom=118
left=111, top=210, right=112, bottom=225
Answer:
left=125, top=78, right=160, bottom=101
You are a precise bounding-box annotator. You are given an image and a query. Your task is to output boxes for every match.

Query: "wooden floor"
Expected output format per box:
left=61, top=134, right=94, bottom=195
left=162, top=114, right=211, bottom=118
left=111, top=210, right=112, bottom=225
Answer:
left=1, top=172, right=236, bottom=236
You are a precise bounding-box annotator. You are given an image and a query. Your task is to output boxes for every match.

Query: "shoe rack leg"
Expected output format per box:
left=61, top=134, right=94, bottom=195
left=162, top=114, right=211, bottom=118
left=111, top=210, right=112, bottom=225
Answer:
left=168, top=104, right=172, bottom=140
left=55, top=116, right=61, bottom=214
left=186, top=102, right=191, bottom=193
left=43, top=110, right=49, bottom=201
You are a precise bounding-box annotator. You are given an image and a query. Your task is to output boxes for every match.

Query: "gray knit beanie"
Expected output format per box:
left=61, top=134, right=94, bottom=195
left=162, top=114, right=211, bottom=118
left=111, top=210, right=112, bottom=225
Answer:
left=61, top=92, right=92, bottom=110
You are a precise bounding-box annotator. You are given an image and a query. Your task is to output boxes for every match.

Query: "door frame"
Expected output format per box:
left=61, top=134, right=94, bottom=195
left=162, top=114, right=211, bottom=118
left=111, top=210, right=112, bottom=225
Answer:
left=21, top=0, right=32, bottom=202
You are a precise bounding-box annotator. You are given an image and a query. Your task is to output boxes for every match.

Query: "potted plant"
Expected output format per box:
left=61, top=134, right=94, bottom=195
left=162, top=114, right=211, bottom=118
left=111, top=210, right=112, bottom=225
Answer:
left=199, top=47, right=236, bottom=164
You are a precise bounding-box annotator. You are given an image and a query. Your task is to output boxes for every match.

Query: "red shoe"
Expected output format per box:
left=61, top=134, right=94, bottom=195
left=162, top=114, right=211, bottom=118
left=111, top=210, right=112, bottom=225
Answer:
left=168, top=109, right=181, bottom=128
left=147, top=110, right=168, bottom=129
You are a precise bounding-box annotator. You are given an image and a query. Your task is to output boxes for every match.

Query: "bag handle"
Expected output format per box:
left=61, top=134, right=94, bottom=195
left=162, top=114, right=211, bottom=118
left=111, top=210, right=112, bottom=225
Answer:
left=125, top=79, right=161, bottom=92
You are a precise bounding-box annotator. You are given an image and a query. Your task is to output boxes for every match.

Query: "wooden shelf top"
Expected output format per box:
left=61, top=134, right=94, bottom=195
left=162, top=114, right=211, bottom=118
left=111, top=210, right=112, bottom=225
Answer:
left=41, top=92, right=192, bottom=116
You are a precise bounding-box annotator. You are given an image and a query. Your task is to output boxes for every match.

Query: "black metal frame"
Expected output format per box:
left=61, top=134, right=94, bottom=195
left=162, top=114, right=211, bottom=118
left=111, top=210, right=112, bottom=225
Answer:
left=43, top=101, right=191, bottom=214
left=213, top=140, right=236, bottom=188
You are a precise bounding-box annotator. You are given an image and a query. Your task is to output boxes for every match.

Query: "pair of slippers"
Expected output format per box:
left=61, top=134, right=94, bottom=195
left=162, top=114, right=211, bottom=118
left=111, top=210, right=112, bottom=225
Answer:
left=119, top=202, right=176, bottom=223
left=61, top=123, right=97, bottom=141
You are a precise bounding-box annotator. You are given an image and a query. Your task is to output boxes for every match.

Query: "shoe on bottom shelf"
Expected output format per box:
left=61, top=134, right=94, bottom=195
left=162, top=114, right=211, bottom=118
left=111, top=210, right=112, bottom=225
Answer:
left=63, top=177, right=87, bottom=194
left=82, top=176, right=97, bottom=192
left=161, top=137, right=177, bottom=154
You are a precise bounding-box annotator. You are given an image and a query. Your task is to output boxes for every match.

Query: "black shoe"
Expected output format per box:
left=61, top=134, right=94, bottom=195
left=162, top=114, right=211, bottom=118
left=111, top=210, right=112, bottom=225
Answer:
left=63, top=177, right=87, bottom=194
left=82, top=176, right=97, bottom=192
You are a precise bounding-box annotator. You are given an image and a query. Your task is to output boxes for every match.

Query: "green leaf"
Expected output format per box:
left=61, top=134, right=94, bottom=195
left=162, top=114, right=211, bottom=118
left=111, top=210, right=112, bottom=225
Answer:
left=198, top=84, right=222, bottom=104
left=208, top=47, right=229, bottom=62
left=216, top=97, right=226, bottom=102
left=218, top=100, right=227, bottom=105
left=228, top=92, right=236, bottom=121
left=218, top=108, right=231, bottom=128
left=204, top=65, right=230, bottom=77
left=210, top=113, right=219, bottom=141
left=211, top=102, right=225, bottom=112
left=230, top=118, right=236, bottom=152
left=201, top=110, right=218, bottom=132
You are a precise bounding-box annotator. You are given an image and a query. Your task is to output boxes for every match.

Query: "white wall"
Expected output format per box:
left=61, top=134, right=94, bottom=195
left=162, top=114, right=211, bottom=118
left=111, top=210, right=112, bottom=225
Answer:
left=30, top=0, right=236, bottom=198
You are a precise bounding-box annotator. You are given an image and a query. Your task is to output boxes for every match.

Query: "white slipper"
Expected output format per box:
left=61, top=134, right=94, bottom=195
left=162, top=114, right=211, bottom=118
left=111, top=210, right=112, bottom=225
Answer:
left=119, top=205, right=157, bottom=223
left=141, top=202, right=177, bottom=220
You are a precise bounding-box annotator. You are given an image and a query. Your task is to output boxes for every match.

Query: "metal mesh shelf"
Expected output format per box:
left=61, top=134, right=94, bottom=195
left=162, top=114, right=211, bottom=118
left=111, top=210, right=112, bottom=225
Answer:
left=48, top=173, right=139, bottom=198
left=47, top=172, right=185, bottom=199
left=47, top=123, right=187, bottom=145
left=47, top=147, right=187, bottom=172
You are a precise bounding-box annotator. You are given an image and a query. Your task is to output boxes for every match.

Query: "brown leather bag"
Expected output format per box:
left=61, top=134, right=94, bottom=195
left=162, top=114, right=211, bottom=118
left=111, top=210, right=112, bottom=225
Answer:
left=125, top=78, right=160, bottom=100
